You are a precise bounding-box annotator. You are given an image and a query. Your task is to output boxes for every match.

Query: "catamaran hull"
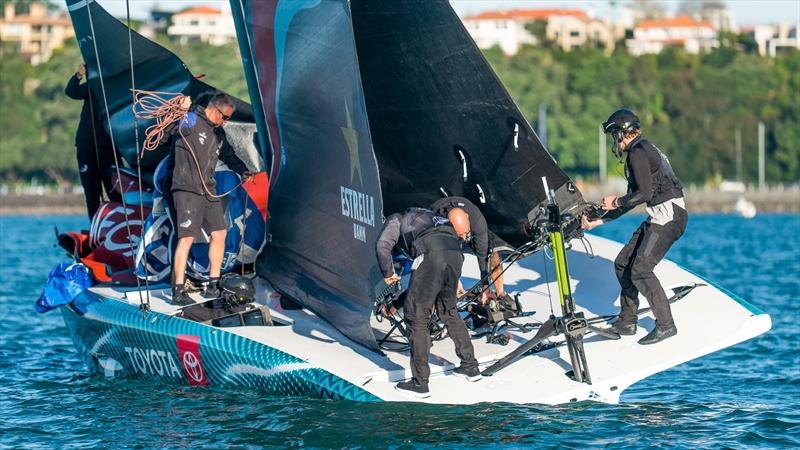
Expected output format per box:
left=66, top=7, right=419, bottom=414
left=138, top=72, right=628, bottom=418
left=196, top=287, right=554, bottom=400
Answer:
left=60, top=293, right=380, bottom=401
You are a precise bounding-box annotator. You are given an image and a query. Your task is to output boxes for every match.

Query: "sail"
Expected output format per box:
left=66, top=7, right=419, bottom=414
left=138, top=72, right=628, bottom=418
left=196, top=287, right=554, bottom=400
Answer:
left=350, top=0, right=585, bottom=248
left=230, top=0, right=384, bottom=350
left=65, top=0, right=255, bottom=172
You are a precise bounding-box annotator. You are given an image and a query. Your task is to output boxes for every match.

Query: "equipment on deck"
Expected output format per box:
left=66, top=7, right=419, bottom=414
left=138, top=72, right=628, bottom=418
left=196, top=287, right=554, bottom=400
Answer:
left=221, top=273, right=256, bottom=307
left=482, top=178, right=620, bottom=381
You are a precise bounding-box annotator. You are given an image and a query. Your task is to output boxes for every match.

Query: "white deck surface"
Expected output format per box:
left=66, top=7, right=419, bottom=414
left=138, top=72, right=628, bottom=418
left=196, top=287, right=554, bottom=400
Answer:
left=90, top=234, right=771, bottom=404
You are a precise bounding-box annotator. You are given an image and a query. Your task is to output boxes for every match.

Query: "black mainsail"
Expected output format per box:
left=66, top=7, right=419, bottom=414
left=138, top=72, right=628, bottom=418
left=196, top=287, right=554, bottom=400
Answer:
left=351, top=0, right=584, bottom=249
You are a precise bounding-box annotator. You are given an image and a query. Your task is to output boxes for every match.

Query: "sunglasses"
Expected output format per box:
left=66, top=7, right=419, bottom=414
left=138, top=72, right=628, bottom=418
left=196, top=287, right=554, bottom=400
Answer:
left=215, top=105, right=232, bottom=121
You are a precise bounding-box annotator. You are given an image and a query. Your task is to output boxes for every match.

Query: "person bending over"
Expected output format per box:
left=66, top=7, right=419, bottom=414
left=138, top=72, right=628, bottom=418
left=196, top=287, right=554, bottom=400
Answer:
left=582, top=108, right=687, bottom=345
left=376, top=207, right=480, bottom=398
left=169, top=93, right=252, bottom=306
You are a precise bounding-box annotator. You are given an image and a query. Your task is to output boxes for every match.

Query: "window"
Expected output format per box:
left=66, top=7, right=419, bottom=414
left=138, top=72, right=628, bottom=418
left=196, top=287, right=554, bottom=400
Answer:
left=189, top=20, right=199, bottom=26
left=570, top=30, right=580, bottom=37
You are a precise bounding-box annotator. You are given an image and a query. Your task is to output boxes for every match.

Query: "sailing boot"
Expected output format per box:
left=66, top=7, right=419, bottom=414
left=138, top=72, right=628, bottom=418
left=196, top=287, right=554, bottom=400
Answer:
left=605, top=320, right=637, bottom=336
left=453, top=365, right=482, bottom=382
left=638, top=323, right=677, bottom=345
left=171, top=286, right=194, bottom=306
left=203, top=277, right=221, bottom=299
left=395, top=379, right=430, bottom=399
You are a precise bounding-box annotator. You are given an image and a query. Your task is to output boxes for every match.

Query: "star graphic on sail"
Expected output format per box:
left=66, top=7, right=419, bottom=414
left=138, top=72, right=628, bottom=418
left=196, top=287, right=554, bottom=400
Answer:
left=340, top=99, right=362, bottom=186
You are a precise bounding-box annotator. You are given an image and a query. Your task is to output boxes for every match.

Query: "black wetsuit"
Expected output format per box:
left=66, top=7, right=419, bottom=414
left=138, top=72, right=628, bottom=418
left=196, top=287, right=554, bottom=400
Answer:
left=166, top=107, right=248, bottom=238
left=65, top=74, right=116, bottom=219
left=603, top=136, right=687, bottom=329
left=430, top=196, right=491, bottom=285
left=376, top=208, right=478, bottom=385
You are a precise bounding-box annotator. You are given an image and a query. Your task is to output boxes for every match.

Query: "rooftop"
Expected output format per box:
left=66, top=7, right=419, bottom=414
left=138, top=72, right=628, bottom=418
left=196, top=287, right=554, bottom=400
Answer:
left=465, top=8, right=588, bottom=21
left=637, top=16, right=715, bottom=30
left=174, top=6, right=222, bottom=16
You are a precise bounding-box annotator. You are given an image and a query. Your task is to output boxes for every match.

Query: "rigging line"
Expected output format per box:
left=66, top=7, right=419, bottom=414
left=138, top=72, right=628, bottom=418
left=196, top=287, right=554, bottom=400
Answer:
left=239, top=190, right=248, bottom=276
left=85, top=88, right=104, bottom=202
left=542, top=248, right=555, bottom=317
left=127, top=0, right=150, bottom=312
left=85, top=2, right=146, bottom=312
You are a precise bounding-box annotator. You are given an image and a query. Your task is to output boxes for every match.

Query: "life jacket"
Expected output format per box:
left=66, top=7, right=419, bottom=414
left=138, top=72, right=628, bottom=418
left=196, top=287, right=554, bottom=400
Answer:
left=625, top=137, right=684, bottom=207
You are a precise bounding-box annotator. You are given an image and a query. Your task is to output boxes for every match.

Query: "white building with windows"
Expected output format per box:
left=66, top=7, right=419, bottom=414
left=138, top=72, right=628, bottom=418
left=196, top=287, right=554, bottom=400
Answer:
left=461, top=9, right=617, bottom=56
left=627, top=16, right=718, bottom=56
left=167, top=6, right=235, bottom=46
left=752, top=22, right=799, bottom=57
left=0, top=2, right=73, bottom=65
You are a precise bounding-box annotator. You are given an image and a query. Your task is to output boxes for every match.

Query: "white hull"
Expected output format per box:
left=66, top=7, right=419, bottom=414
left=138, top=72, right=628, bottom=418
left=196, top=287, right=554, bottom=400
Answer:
left=89, top=234, right=770, bottom=404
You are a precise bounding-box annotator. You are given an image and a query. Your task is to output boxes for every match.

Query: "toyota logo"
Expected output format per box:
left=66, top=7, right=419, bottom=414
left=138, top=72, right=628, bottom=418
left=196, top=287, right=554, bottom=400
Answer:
left=182, top=351, right=204, bottom=383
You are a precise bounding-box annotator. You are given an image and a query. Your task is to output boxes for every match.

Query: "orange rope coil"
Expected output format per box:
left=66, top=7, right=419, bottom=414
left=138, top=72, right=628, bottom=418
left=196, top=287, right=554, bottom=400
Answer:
left=131, top=89, right=188, bottom=156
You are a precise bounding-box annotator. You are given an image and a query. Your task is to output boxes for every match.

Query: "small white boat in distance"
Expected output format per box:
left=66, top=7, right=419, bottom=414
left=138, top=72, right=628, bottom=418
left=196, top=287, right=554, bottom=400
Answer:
left=734, top=195, right=757, bottom=218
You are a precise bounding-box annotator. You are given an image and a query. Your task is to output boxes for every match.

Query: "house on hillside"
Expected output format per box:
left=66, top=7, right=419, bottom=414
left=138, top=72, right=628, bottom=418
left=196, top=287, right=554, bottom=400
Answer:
left=167, top=6, right=235, bottom=46
left=752, top=22, right=799, bottom=57
left=627, top=16, right=718, bottom=56
left=461, top=9, right=618, bottom=56
left=0, top=2, right=74, bottom=65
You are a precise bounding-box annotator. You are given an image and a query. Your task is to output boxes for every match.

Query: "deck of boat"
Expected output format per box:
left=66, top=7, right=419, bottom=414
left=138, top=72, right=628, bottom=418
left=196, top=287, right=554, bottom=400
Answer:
left=88, top=234, right=770, bottom=404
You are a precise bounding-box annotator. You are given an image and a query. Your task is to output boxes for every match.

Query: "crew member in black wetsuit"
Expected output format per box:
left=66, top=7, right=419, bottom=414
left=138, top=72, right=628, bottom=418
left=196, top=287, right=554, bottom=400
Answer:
left=376, top=207, right=480, bottom=398
left=431, top=196, right=494, bottom=303
left=65, top=63, right=115, bottom=219
left=169, top=93, right=252, bottom=306
left=582, top=108, right=687, bottom=345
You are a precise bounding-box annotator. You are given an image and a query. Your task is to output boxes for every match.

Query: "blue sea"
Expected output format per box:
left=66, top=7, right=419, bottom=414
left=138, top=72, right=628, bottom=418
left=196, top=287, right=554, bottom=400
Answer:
left=0, top=214, right=797, bottom=448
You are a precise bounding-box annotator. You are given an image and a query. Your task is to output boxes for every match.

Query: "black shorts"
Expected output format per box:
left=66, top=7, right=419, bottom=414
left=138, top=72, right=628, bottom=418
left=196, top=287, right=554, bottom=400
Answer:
left=172, top=190, right=226, bottom=239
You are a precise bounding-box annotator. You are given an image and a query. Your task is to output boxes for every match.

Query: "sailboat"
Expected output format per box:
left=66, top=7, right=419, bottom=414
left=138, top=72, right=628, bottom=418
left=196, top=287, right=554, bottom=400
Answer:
left=47, top=0, right=771, bottom=404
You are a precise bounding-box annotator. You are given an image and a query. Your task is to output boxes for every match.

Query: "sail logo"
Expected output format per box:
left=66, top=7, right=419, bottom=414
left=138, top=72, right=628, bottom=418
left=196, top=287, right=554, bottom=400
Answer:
left=341, top=186, right=375, bottom=243
left=123, top=346, right=182, bottom=379
left=176, top=334, right=209, bottom=386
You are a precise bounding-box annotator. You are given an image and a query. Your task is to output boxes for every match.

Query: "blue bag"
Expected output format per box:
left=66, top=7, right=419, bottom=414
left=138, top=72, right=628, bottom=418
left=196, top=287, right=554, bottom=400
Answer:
left=35, top=263, right=94, bottom=313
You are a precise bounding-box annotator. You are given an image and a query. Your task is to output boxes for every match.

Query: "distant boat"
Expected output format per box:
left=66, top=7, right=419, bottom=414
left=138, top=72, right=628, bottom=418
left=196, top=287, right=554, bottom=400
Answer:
left=734, top=195, right=757, bottom=218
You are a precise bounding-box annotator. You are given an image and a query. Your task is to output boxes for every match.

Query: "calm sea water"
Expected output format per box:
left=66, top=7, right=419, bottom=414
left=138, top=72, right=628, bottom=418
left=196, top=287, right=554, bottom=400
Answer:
left=0, top=214, right=797, bottom=449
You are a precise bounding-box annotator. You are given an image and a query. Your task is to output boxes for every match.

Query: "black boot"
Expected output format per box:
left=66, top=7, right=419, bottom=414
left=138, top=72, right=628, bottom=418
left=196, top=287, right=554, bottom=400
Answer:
left=203, top=277, right=220, bottom=299
left=453, top=365, right=482, bottom=382
left=395, top=379, right=430, bottom=399
left=638, top=324, right=677, bottom=345
left=606, top=320, right=637, bottom=336
left=171, top=286, right=194, bottom=306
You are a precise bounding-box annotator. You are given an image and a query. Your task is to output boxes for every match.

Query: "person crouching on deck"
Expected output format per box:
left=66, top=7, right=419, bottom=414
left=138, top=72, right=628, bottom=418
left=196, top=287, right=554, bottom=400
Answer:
left=169, top=94, right=253, bottom=306
left=376, top=207, right=481, bottom=398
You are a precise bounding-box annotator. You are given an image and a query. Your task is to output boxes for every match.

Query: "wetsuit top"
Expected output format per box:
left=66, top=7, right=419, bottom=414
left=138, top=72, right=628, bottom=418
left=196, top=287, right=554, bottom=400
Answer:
left=168, top=106, right=248, bottom=197
left=604, top=135, right=684, bottom=221
left=65, top=74, right=106, bottom=147
left=430, top=196, right=490, bottom=282
left=376, top=207, right=459, bottom=278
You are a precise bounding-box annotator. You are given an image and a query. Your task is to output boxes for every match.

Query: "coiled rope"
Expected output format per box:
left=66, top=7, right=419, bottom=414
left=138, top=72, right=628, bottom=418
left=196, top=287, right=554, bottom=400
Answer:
left=131, top=89, right=246, bottom=199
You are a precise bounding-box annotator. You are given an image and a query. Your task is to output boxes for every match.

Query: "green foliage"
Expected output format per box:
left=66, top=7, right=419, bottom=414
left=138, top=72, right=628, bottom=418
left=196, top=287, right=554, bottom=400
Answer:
left=0, top=32, right=797, bottom=186
left=0, top=37, right=248, bottom=184
left=483, top=46, right=800, bottom=183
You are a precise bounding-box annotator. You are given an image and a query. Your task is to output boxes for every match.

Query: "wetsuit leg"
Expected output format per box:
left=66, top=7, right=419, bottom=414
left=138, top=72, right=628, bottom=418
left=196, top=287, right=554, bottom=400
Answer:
left=434, top=250, right=478, bottom=369
left=630, top=207, right=688, bottom=329
left=404, top=254, right=442, bottom=385
left=76, top=140, right=103, bottom=220
left=614, top=222, right=647, bottom=324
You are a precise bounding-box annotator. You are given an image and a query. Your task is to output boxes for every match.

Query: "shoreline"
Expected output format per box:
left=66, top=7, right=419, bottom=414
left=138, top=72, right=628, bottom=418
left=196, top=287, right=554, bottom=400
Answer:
left=1, top=188, right=798, bottom=216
